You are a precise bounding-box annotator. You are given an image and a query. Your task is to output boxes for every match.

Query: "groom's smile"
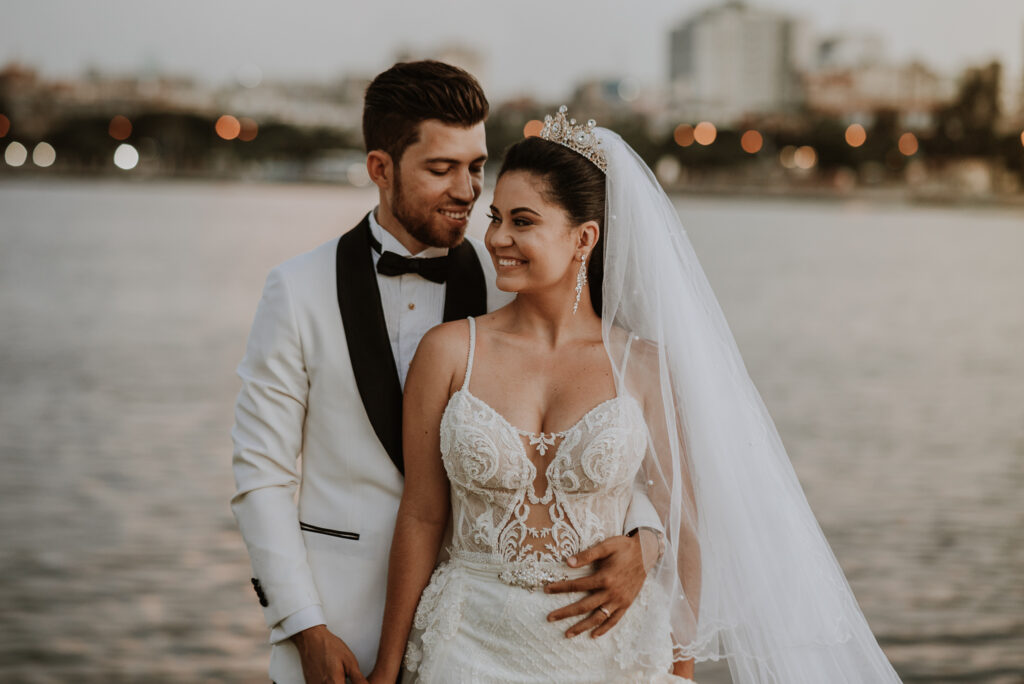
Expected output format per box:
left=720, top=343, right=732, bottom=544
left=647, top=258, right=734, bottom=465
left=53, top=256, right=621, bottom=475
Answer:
left=377, top=119, right=488, bottom=253
left=439, top=207, right=470, bottom=225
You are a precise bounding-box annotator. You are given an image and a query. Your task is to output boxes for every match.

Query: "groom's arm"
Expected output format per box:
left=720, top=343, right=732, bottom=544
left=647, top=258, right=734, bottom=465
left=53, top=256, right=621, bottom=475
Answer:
left=623, top=474, right=667, bottom=569
left=544, top=473, right=665, bottom=638
left=230, top=266, right=325, bottom=635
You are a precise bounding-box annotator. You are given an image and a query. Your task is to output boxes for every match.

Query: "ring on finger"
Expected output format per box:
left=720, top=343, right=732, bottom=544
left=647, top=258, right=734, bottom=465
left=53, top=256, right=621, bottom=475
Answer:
left=597, top=606, right=611, bottom=618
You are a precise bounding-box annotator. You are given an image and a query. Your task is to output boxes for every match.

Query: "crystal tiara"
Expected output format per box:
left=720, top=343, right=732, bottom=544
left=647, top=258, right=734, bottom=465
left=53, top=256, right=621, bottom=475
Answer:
left=538, top=106, right=607, bottom=173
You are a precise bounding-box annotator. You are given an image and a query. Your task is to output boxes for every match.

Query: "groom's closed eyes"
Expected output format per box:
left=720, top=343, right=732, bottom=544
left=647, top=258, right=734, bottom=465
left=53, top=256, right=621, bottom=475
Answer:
left=425, top=156, right=487, bottom=177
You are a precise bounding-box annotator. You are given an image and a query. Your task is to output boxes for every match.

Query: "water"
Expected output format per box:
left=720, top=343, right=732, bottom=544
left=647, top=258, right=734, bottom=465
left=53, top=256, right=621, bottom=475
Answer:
left=0, top=180, right=1021, bottom=683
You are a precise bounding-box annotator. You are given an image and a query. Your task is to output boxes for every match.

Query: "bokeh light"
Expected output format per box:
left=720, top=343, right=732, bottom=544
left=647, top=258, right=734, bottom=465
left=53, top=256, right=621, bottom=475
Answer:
left=0, top=114, right=9, bottom=138
left=215, top=115, right=241, bottom=140
left=523, top=120, right=544, bottom=138
left=236, top=64, right=263, bottom=89
left=1020, top=130, right=1024, bottom=147
left=898, top=132, right=919, bottom=156
left=794, top=146, right=817, bottom=170
left=32, top=142, right=56, bottom=167
left=655, top=156, right=681, bottom=185
left=740, top=130, right=763, bottom=154
left=779, top=145, right=796, bottom=169
left=238, top=118, right=259, bottom=142
left=694, top=121, right=717, bottom=146
left=109, top=115, right=132, bottom=141
left=673, top=124, right=695, bottom=147
left=5, top=141, right=27, bottom=167
left=347, top=162, right=371, bottom=187
left=617, top=79, right=640, bottom=103
left=845, top=124, right=867, bottom=147
left=114, top=143, right=139, bottom=170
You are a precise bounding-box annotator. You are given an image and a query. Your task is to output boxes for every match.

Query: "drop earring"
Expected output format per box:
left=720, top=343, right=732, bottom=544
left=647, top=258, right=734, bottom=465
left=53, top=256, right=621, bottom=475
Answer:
left=573, top=254, right=588, bottom=315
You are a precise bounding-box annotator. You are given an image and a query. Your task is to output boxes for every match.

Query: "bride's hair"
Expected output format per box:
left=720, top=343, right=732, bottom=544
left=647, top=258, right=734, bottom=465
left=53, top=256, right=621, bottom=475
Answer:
left=498, top=137, right=606, bottom=315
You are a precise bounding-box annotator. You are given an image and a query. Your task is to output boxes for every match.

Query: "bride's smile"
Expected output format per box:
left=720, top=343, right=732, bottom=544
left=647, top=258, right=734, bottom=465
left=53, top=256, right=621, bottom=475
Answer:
left=485, top=170, right=598, bottom=304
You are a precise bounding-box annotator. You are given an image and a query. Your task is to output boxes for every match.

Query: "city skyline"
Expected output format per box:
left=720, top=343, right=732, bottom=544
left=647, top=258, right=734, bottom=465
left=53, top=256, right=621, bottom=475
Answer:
left=2, top=0, right=1023, bottom=101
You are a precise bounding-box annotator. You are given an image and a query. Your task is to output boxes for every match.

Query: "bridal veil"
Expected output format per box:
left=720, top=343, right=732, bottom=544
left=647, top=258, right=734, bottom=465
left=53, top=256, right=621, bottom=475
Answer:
left=596, top=128, right=901, bottom=683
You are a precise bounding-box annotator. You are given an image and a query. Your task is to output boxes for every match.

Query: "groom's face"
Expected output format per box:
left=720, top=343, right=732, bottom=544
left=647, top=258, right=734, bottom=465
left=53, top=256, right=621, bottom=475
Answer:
left=390, top=120, right=487, bottom=249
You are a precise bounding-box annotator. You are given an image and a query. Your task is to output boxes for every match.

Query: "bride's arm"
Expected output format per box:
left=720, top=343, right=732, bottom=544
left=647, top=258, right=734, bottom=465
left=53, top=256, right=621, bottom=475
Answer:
left=633, top=341, right=700, bottom=680
left=369, top=325, right=459, bottom=681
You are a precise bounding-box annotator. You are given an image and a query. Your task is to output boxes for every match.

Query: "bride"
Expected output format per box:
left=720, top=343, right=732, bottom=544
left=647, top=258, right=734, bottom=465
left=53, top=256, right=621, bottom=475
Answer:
left=367, top=108, right=902, bottom=684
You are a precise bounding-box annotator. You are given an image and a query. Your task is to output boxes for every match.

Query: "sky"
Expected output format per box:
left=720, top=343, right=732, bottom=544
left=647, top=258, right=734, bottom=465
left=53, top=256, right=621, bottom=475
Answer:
left=2, top=0, right=1023, bottom=101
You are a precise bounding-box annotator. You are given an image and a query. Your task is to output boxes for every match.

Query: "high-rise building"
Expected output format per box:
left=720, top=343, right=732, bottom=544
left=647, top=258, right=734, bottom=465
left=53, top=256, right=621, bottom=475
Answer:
left=1019, top=23, right=1024, bottom=118
left=668, top=1, right=806, bottom=124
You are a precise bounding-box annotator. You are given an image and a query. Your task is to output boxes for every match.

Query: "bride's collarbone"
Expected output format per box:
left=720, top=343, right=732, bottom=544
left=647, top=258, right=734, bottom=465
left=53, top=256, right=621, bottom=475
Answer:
left=467, top=327, right=618, bottom=434
left=466, top=372, right=618, bottom=438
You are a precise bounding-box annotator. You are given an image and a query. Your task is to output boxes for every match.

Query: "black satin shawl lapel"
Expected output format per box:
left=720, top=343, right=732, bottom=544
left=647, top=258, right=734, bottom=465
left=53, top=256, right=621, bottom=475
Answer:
left=336, top=215, right=404, bottom=473
left=443, top=240, right=487, bottom=322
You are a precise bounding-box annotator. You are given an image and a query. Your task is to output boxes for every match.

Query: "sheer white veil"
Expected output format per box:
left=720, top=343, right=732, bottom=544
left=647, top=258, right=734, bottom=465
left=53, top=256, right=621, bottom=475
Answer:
left=596, top=128, right=901, bottom=683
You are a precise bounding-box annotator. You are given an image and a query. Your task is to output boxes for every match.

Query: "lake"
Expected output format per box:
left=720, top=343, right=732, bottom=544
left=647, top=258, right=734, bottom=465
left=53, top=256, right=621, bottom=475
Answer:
left=0, top=180, right=1021, bottom=683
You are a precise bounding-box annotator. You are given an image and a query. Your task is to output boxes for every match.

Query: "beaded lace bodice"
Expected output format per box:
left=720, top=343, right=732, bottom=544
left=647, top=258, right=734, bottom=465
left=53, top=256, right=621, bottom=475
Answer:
left=439, top=317, right=648, bottom=564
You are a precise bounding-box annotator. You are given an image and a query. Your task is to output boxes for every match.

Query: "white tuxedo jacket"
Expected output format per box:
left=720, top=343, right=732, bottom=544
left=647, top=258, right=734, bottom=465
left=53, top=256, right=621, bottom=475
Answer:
left=231, top=214, right=661, bottom=683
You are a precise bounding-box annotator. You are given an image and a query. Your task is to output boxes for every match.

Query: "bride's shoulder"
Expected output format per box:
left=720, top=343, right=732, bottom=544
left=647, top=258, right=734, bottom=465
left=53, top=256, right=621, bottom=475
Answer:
left=417, top=319, right=472, bottom=360
left=408, top=320, right=473, bottom=395
left=608, top=326, right=659, bottom=367
left=607, top=325, right=662, bottom=396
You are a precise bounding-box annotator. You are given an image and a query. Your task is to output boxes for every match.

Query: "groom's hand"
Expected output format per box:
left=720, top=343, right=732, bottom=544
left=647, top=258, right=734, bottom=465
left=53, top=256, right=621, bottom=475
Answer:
left=544, top=534, right=646, bottom=638
left=291, top=624, right=368, bottom=684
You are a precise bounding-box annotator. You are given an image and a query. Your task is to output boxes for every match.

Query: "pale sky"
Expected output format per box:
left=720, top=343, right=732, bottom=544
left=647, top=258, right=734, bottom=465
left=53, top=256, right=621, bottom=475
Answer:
left=2, top=0, right=1023, bottom=100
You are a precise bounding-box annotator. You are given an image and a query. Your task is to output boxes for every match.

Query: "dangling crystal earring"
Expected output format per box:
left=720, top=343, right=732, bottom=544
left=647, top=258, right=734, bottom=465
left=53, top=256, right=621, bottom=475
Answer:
left=572, top=254, right=588, bottom=315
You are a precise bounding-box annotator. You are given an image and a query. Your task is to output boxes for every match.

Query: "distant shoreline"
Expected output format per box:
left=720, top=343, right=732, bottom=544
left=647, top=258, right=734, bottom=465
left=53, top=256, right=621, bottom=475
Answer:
left=2, top=172, right=1023, bottom=211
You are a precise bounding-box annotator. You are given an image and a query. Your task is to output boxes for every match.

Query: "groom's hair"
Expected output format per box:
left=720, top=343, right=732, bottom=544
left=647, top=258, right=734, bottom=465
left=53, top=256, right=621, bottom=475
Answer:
left=363, top=60, right=489, bottom=163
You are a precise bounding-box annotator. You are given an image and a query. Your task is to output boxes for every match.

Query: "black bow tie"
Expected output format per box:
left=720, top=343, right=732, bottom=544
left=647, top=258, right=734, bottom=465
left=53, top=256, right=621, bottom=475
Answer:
left=370, top=230, right=449, bottom=284
left=377, top=251, right=449, bottom=283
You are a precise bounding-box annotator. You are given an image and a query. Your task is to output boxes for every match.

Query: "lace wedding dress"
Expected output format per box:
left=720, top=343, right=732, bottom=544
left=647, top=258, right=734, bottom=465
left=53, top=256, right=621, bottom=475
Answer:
left=403, top=318, right=690, bottom=684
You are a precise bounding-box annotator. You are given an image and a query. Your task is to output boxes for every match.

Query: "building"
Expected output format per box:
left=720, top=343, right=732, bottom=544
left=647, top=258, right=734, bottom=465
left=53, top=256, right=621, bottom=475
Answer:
left=815, top=32, right=885, bottom=70
left=668, top=1, right=808, bottom=125
left=803, top=61, right=956, bottom=129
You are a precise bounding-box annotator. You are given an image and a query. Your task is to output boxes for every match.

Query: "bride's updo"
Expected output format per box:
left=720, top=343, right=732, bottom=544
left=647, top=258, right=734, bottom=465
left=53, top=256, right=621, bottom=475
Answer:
left=498, top=136, right=606, bottom=315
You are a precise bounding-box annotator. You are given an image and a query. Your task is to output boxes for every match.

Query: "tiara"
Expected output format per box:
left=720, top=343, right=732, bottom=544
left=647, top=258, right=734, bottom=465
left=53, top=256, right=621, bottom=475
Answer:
left=538, top=105, right=607, bottom=173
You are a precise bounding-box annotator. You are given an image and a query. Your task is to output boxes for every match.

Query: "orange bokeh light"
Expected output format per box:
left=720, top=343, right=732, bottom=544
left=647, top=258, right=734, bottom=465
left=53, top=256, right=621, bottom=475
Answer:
left=740, top=130, right=763, bottom=154
left=0, top=114, right=9, bottom=138
left=845, top=124, right=867, bottom=147
left=1019, top=130, right=1023, bottom=147
left=523, top=120, right=544, bottom=138
left=794, top=146, right=817, bottom=169
left=109, top=115, right=132, bottom=140
left=216, top=115, right=241, bottom=140
left=898, top=132, right=919, bottom=156
left=694, top=121, right=717, bottom=146
left=673, top=124, right=695, bottom=147
left=238, top=117, right=259, bottom=142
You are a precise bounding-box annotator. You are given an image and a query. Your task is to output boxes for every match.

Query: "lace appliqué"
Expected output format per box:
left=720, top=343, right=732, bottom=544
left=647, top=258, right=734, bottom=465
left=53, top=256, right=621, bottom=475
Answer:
left=440, top=390, right=648, bottom=565
left=404, top=562, right=467, bottom=679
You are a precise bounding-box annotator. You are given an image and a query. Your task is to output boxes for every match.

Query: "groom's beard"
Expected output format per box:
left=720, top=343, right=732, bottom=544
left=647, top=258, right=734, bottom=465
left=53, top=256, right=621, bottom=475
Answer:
left=392, top=169, right=471, bottom=249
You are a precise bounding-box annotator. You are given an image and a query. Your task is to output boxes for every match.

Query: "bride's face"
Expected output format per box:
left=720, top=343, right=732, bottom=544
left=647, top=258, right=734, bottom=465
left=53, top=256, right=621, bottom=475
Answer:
left=485, top=170, right=594, bottom=295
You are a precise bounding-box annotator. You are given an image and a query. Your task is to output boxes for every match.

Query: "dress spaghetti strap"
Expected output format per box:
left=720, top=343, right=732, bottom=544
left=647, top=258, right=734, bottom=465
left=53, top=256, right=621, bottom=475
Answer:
left=461, top=316, right=476, bottom=392
left=619, top=333, right=637, bottom=381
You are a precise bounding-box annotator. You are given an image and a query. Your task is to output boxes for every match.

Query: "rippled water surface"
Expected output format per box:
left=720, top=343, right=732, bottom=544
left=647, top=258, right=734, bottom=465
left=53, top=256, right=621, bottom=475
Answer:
left=1, top=180, right=1021, bottom=683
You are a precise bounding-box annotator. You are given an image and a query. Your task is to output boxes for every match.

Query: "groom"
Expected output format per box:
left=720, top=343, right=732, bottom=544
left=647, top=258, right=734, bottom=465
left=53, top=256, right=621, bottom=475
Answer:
left=231, top=61, right=661, bottom=684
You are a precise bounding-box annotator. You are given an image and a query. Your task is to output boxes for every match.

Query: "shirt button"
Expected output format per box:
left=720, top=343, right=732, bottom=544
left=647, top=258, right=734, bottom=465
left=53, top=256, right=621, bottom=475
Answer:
left=408, top=302, right=416, bottom=310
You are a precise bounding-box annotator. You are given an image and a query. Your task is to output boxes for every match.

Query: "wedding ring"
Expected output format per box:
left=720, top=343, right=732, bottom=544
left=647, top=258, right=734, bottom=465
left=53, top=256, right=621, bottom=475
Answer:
left=597, top=606, right=611, bottom=618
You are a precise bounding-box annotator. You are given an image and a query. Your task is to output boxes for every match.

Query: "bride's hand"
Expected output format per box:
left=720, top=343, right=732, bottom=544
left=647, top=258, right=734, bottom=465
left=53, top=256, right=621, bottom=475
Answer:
left=543, top=534, right=647, bottom=638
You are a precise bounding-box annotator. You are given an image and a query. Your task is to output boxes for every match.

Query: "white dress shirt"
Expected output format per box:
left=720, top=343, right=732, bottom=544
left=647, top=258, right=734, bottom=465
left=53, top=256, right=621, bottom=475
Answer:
left=368, top=209, right=449, bottom=390
left=271, top=210, right=451, bottom=643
